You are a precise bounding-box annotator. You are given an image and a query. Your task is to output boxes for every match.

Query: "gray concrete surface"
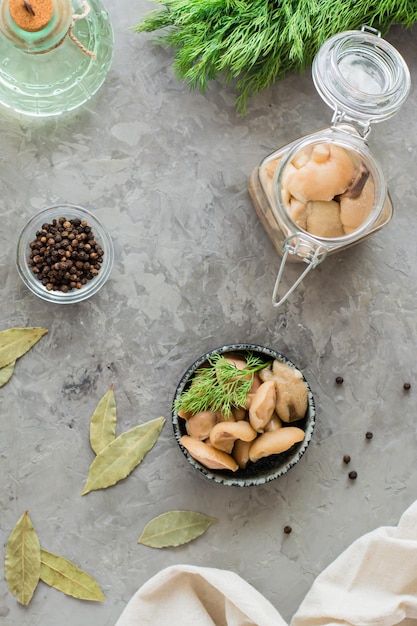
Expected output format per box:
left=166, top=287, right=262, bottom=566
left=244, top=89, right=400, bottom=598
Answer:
left=1, top=3, right=417, bottom=624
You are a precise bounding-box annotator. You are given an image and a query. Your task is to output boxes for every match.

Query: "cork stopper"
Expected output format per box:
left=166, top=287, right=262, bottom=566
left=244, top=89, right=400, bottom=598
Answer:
left=9, top=0, right=54, bottom=32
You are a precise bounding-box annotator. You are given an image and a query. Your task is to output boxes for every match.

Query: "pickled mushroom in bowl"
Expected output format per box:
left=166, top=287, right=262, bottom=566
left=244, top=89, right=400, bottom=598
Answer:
left=281, top=143, right=374, bottom=238
left=174, top=352, right=309, bottom=472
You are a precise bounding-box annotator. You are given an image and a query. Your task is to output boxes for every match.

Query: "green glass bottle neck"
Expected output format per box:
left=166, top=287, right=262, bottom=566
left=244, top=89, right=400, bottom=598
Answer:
left=0, top=0, right=72, bottom=53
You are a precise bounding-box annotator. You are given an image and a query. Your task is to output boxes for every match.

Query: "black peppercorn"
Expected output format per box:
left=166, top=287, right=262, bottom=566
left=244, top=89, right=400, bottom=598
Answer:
left=348, top=471, right=358, bottom=480
left=283, top=525, right=292, bottom=534
left=403, top=382, right=411, bottom=391
left=28, top=216, right=103, bottom=293
left=343, top=455, right=351, bottom=464
left=365, top=431, right=373, bottom=440
left=335, top=376, right=344, bottom=384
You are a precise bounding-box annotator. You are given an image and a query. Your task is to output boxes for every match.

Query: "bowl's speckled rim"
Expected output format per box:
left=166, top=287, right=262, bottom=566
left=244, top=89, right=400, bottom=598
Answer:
left=172, top=344, right=316, bottom=487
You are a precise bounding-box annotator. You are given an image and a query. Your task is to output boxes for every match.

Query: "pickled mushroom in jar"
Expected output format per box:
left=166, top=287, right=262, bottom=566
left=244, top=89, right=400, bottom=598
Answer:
left=339, top=172, right=374, bottom=234
left=306, top=200, right=345, bottom=238
left=281, top=142, right=375, bottom=238
left=282, top=143, right=356, bottom=203
left=288, top=198, right=308, bottom=231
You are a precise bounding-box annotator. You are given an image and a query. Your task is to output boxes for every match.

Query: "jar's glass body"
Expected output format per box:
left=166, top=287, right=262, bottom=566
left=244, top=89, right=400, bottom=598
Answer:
left=0, top=0, right=113, bottom=116
left=248, top=129, right=393, bottom=263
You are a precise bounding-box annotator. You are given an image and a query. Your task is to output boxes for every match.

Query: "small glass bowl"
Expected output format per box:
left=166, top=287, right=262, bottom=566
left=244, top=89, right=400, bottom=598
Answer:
left=16, top=204, right=114, bottom=304
left=172, top=344, right=315, bottom=487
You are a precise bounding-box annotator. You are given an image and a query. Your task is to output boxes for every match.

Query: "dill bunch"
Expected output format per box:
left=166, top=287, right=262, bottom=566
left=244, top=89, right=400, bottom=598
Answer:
left=134, top=0, right=417, bottom=113
left=174, top=352, right=269, bottom=418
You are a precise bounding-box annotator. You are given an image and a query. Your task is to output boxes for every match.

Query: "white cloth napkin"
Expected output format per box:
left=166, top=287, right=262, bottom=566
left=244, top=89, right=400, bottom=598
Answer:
left=115, top=499, right=417, bottom=626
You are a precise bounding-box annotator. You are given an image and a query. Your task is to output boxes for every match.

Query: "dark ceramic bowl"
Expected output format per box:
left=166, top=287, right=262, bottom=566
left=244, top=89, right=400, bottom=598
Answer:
left=172, top=344, right=315, bottom=487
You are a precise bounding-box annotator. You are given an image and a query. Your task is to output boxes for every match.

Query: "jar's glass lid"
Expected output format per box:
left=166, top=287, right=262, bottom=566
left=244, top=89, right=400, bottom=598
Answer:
left=312, top=27, right=411, bottom=124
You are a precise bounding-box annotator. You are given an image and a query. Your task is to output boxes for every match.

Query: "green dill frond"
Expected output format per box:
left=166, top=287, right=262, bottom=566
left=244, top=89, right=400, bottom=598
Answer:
left=174, top=352, right=269, bottom=418
left=134, top=0, right=417, bottom=112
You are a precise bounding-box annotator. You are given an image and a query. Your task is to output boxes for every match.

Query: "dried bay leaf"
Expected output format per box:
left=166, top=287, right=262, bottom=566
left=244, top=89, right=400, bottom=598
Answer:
left=90, top=383, right=117, bottom=455
left=0, top=361, right=15, bottom=387
left=81, top=416, right=166, bottom=495
left=5, top=511, right=41, bottom=605
left=138, top=510, right=217, bottom=548
left=40, top=549, right=105, bottom=602
left=5, top=513, right=105, bottom=606
left=0, top=327, right=48, bottom=369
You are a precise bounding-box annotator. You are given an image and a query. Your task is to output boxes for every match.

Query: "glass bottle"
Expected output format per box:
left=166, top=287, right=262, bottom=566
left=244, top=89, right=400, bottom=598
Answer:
left=248, top=27, right=410, bottom=307
left=0, top=0, right=113, bottom=116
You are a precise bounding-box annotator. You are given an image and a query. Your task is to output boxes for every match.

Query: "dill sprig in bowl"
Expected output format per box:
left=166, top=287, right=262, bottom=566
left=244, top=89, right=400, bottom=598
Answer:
left=174, top=352, right=268, bottom=419
left=172, top=344, right=315, bottom=487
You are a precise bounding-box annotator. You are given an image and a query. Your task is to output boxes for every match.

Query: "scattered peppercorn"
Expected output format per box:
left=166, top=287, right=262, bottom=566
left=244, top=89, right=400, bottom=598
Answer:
left=283, top=525, right=292, bottom=534
left=343, top=455, right=351, bottom=464
left=348, top=471, right=358, bottom=480
left=28, top=216, right=104, bottom=292
left=365, top=431, right=373, bottom=440
left=403, top=382, right=411, bottom=391
left=335, top=376, right=344, bottom=384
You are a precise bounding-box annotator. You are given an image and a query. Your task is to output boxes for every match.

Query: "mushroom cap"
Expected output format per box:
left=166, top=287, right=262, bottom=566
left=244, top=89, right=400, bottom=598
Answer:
left=215, top=410, right=236, bottom=423
left=272, top=359, right=301, bottom=379
left=218, top=356, right=261, bottom=395
left=306, top=200, right=345, bottom=238
left=282, top=144, right=356, bottom=202
left=250, top=372, right=262, bottom=394
left=288, top=198, right=308, bottom=231
left=272, top=360, right=308, bottom=422
left=249, top=379, right=277, bottom=432
left=185, top=410, right=217, bottom=440
left=232, top=406, right=248, bottom=421
left=249, top=427, right=305, bottom=462
left=264, top=156, right=281, bottom=197
left=340, top=174, right=375, bottom=232
left=264, top=413, right=283, bottom=432
left=259, top=364, right=274, bottom=383
left=180, top=435, right=239, bottom=472
left=232, top=439, right=252, bottom=469
left=275, top=383, right=308, bottom=422
left=209, top=420, right=257, bottom=453
left=217, top=356, right=250, bottom=384
left=244, top=392, right=256, bottom=410
left=223, top=356, right=248, bottom=370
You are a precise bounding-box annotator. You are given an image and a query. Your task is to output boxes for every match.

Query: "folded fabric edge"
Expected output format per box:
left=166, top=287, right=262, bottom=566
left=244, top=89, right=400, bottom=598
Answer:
left=114, top=563, right=288, bottom=626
